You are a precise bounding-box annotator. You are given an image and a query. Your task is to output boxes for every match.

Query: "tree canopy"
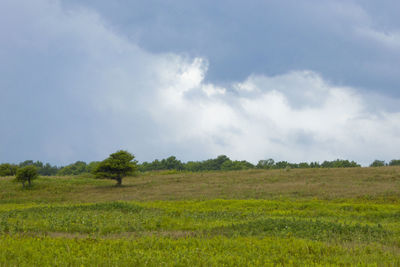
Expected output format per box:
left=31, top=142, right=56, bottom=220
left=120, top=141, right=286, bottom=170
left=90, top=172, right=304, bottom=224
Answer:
left=92, top=150, right=137, bottom=186
left=15, top=165, right=38, bottom=188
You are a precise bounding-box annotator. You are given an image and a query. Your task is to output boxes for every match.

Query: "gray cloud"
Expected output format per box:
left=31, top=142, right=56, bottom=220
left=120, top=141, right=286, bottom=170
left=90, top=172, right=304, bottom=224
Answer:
left=62, top=0, right=400, bottom=97
left=1, top=0, right=400, bottom=166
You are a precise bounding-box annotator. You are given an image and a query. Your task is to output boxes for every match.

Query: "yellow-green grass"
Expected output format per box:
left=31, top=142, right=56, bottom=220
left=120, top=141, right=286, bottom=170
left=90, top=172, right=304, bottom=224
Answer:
left=0, top=200, right=400, bottom=265
left=1, top=167, right=400, bottom=266
left=1, top=235, right=398, bottom=266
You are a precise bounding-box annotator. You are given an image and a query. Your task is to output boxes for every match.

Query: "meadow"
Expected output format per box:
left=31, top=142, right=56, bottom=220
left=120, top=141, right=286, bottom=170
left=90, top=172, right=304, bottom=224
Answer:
left=0, top=167, right=400, bottom=266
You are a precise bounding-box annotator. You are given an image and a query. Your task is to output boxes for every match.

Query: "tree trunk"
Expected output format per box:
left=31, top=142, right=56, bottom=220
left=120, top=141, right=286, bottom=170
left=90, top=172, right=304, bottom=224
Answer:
left=28, top=178, right=31, bottom=187
left=116, top=177, right=122, bottom=186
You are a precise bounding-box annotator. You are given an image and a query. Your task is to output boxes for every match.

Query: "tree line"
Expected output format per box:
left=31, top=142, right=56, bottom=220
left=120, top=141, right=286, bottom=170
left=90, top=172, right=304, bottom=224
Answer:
left=1, top=155, right=400, bottom=178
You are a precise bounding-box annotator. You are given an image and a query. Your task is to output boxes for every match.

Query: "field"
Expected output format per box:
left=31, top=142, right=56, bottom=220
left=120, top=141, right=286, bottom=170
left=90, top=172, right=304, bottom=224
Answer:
left=1, top=167, right=400, bottom=266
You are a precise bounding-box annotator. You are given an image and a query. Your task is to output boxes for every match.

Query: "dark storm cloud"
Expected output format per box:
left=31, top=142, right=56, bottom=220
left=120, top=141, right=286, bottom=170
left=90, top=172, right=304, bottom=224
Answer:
left=1, top=0, right=400, bottom=166
left=64, top=0, right=400, bottom=97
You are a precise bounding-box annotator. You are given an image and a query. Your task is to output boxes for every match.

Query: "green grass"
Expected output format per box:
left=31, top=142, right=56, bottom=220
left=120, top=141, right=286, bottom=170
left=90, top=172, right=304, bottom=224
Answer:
left=1, top=235, right=398, bottom=266
left=1, top=167, right=400, bottom=265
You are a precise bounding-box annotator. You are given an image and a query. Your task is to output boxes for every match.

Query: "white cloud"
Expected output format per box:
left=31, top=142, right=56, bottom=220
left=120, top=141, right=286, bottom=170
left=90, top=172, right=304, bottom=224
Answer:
left=356, top=27, right=400, bottom=50
left=1, top=0, right=400, bottom=165
left=152, top=67, right=400, bottom=165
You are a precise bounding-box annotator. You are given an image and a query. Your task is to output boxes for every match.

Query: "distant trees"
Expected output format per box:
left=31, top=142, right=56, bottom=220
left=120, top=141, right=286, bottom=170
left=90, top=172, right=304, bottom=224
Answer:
left=204, top=155, right=231, bottom=171
left=320, top=159, right=360, bottom=168
left=254, top=159, right=360, bottom=170
left=256, top=159, right=275, bottom=169
left=139, top=155, right=254, bottom=172
left=58, top=161, right=88, bottom=176
left=138, top=156, right=363, bottom=172
left=139, top=156, right=184, bottom=172
left=56, top=161, right=100, bottom=176
left=367, top=159, right=400, bottom=167
left=93, top=150, right=138, bottom=186
left=274, top=161, right=291, bottom=169
left=86, top=161, right=101, bottom=173
left=221, top=160, right=254, bottom=171
left=162, top=156, right=184, bottom=170
left=183, top=161, right=203, bottom=172
left=18, top=160, right=35, bottom=168
left=2, top=156, right=399, bottom=180
left=389, top=159, right=400, bottom=166
left=186, top=155, right=229, bottom=171
left=18, top=160, right=59, bottom=176
left=0, top=163, right=18, bottom=176
left=370, top=160, right=386, bottom=167
left=15, top=166, right=38, bottom=188
left=39, top=163, right=59, bottom=176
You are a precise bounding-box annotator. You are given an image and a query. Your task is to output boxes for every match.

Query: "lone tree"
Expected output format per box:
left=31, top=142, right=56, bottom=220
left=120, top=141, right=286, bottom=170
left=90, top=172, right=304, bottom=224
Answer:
left=16, top=165, right=38, bottom=188
left=93, top=150, right=137, bottom=186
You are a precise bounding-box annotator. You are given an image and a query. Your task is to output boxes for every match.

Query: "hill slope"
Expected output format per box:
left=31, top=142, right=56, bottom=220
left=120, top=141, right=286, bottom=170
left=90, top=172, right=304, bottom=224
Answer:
left=1, top=167, right=400, bottom=203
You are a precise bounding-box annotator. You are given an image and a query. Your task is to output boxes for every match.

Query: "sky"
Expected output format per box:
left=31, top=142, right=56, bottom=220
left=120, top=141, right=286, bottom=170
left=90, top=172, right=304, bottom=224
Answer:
left=1, top=0, right=400, bottom=166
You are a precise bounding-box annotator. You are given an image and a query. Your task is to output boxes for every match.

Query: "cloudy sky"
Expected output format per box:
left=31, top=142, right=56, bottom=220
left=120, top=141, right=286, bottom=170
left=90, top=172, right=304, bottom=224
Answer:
left=1, top=0, right=400, bottom=166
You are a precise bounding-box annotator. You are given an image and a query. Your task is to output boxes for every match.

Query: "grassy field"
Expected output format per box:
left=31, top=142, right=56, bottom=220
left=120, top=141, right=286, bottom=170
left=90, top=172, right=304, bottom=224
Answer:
left=1, top=167, right=400, bottom=266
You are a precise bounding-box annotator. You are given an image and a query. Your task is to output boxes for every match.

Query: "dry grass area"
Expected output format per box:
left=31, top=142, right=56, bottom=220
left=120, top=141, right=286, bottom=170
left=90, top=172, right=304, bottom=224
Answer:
left=1, top=166, right=399, bottom=203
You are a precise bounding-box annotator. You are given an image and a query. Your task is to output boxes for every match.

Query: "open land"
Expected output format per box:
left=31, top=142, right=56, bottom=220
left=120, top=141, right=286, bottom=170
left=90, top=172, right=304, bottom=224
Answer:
left=1, top=167, right=400, bottom=266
